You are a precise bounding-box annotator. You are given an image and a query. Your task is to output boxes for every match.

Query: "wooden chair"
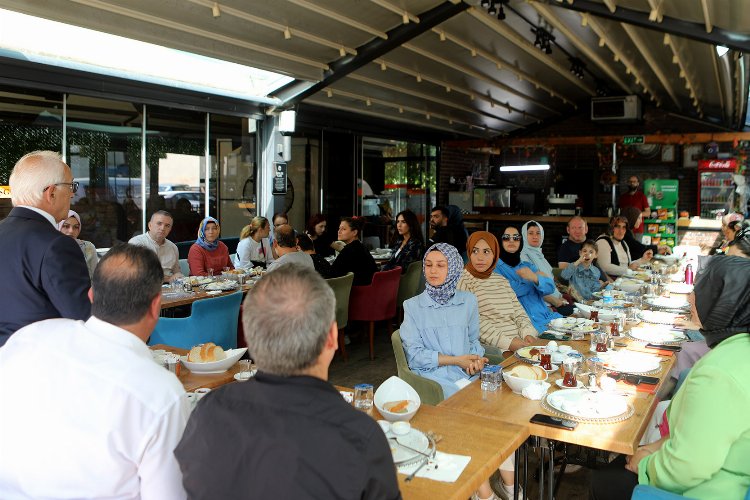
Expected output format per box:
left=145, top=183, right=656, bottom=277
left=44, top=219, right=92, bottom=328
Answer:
left=148, top=291, right=242, bottom=350
left=348, top=267, right=401, bottom=360
left=325, top=272, right=355, bottom=361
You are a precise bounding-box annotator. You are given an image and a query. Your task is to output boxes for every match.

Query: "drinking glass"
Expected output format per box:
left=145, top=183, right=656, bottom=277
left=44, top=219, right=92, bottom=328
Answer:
left=480, top=365, right=500, bottom=392
left=562, top=358, right=579, bottom=387
left=353, top=384, right=373, bottom=410
left=207, top=268, right=214, bottom=277
left=591, top=331, right=608, bottom=353
left=539, top=348, right=553, bottom=370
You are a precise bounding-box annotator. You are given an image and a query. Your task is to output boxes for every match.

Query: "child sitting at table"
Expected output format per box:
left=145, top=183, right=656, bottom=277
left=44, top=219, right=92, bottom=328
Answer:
left=560, top=239, right=604, bottom=301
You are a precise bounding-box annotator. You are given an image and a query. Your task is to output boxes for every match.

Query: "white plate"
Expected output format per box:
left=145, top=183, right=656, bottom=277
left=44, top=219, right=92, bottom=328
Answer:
left=203, top=281, right=239, bottom=291
left=387, top=428, right=430, bottom=465
left=627, top=326, right=687, bottom=344
left=666, top=283, right=693, bottom=294
left=638, top=310, right=683, bottom=325
left=549, top=317, right=597, bottom=334
left=645, top=297, right=689, bottom=310
left=542, top=364, right=559, bottom=373
left=180, top=348, right=247, bottom=374
left=546, top=389, right=629, bottom=419
left=595, top=351, right=662, bottom=374
left=555, top=379, right=584, bottom=389
left=233, top=369, right=257, bottom=381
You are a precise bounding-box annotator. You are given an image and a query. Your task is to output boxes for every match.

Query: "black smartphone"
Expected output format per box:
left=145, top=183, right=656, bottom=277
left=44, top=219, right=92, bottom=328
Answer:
left=631, top=375, right=660, bottom=385
left=645, top=343, right=682, bottom=352
left=530, top=414, right=578, bottom=430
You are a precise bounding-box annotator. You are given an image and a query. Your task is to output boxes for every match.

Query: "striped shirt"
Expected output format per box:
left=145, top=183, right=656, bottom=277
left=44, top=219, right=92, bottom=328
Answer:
left=457, top=269, right=538, bottom=351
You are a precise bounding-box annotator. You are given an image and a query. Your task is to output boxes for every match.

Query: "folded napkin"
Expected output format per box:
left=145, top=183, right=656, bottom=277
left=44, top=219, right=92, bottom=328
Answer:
left=626, top=344, right=675, bottom=357
left=398, top=451, right=471, bottom=483
left=522, top=382, right=551, bottom=400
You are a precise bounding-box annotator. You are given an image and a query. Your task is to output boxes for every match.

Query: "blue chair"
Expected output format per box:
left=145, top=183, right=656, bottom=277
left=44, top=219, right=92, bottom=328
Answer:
left=149, top=291, right=242, bottom=350
left=179, top=258, right=190, bottom=276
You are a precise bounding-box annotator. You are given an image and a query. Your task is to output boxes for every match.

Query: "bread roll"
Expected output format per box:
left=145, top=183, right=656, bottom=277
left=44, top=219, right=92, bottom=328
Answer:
left=509, top=364, right=545, bottom=380
left=187, top=342, right=226, bottom=362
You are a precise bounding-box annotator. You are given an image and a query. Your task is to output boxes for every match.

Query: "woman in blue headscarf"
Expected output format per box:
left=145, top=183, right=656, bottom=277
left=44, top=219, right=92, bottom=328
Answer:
left=188, top=216, right=234, bottom=276
left=399, top=243, right=488, bottom=399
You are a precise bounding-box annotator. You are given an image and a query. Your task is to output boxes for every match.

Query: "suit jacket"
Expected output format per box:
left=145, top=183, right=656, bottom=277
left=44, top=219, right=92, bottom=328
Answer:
left=0, top=207, right=91, bottom=345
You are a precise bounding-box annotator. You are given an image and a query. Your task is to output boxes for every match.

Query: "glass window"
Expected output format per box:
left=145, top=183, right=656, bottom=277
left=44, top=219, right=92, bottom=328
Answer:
left=145, top=106, right=207, bottom=244
left=65, top=94, right=143, bottom=248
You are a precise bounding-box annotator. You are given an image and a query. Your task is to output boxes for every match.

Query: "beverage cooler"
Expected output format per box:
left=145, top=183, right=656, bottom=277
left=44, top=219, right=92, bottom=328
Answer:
left=697, top=159, right=736, bottom=219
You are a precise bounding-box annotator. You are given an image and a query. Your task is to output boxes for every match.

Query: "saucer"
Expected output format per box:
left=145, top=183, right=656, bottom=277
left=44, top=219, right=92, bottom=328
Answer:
left=233, top=370, right=257, bottom=381
left=555, top=379, right=584, bottom=389
left=535, top=363, right=559, bottom=373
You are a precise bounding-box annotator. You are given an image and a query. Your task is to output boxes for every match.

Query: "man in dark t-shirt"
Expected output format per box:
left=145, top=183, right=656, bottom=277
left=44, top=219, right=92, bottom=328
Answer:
left=429, top=205, right=467, bottom=252
left=558, top=216, right=611, bottom=283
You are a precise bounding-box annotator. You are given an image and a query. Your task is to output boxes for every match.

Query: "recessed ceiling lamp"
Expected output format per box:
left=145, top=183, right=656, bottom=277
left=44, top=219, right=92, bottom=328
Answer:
left=499, top=164, right=550, bottom=172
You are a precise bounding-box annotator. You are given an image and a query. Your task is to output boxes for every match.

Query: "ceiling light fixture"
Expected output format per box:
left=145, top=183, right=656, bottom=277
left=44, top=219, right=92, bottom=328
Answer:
left=568, top=57, right=586, bottom=79
left=716, top=45, right=729, bottom=57
left=499, top=164, right=550, bottom=172
left=211, top=2, right=221, bottom=18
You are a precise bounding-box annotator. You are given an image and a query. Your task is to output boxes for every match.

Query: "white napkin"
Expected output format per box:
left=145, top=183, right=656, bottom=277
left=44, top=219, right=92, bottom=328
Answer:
left=399, top=451, right=471, bottom=482
left=521, top=382, right=551, bottom=400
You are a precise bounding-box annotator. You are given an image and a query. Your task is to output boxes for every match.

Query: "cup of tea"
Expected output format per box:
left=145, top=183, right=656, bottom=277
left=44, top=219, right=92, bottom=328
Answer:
left=591, top=331, right=608, bottom=353
left=539, top=348, right=553, bottom=370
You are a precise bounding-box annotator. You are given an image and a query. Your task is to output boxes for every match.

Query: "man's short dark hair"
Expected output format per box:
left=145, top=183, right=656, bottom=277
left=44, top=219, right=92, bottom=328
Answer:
left=296, top=233, right=314, bottom=252
left=150, top=210, right=173, bottom=221
left=274, top=224, right=297, bottom=248
left=91, top=244, right=163, bottom=325
left=431, top=206, right=449, bottom=217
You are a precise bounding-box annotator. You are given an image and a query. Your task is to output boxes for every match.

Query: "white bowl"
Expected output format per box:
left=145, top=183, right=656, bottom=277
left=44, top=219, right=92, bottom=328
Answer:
left=180, top=347, right=247, bottom=374
left=502, top=368, right=548, bottom=394
left=617, top=280, right=642, bottom=293
left=374, top=376, right=421, bottom=422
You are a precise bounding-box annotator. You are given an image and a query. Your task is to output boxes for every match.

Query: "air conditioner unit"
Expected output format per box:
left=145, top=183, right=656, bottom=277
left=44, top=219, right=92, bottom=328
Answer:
left=591, top=95, right=642, bottom=122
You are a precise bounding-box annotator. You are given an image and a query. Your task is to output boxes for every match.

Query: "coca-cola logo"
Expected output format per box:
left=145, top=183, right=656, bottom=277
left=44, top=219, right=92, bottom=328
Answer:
left=700, top=159, right=736, bottom=169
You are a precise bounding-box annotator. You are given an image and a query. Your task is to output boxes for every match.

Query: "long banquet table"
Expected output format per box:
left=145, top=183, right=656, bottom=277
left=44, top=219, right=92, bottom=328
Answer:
left=153, top=344, right=529, bottom=499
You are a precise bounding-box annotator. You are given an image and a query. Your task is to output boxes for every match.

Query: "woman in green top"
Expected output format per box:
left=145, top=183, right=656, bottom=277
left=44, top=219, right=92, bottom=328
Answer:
left=591, top=255, right=750, bottom=500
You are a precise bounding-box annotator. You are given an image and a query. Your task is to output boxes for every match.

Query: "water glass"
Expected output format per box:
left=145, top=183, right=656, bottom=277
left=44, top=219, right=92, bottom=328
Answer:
left=353, top=384, right=373, bottom=410
left=207, top=268, right=214, bottom=277
left=480, top=365, right=501, bottom=392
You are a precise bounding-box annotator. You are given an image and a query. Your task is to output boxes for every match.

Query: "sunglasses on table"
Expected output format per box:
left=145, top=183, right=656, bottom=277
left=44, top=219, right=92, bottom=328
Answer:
left=501, top=234, right=522, bottom=241
left=608, top=372, right=660, bottom=385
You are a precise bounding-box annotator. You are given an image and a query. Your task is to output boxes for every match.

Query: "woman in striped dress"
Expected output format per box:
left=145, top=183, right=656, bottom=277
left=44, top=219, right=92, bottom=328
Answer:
left=457, top=231, right=538, bottom=355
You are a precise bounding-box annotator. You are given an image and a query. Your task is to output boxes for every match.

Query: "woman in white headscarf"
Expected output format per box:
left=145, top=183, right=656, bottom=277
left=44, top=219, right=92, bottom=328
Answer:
left=57, top=210, right=98, bottom=280
left=520, top=220, right=573, bottom=315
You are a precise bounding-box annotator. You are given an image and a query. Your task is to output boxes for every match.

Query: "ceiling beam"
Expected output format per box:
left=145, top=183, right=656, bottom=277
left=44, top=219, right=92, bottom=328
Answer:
left=273, top=0, right=469, bottom=106
left=663, top=34, right=703, bottom=117
left=536, top=0, right=750, bottom=53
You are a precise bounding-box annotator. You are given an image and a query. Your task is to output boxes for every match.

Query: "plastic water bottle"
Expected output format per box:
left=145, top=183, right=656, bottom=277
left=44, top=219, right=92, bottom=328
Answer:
left=685, top=264, right=694, bottom=285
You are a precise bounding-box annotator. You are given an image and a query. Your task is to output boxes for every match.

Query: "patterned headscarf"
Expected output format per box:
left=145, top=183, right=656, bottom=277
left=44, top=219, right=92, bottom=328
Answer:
left=423, top=243, right=463, bottom=305
left=196, top=216, right=220, bottom=251
left=464, top=231, right=499, bottom=279
left=57, top=210, right=81, bottom=232
left=694, top=255, right=750, bottom=348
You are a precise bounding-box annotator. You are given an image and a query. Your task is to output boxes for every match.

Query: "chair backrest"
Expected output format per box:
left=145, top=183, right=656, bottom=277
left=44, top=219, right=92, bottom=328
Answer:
left=326, top=272, right=355, bottom=329
left=362, top=235, right=380, bottom=251
left=397, top=260, right=423, bottom=309
left=179, top=258, right=190, bottom=276
left=348, top=267, right=402, bottom=322
left=391, top=330, right=444, bottom=405
left=150, top=291, right=243, bottom=349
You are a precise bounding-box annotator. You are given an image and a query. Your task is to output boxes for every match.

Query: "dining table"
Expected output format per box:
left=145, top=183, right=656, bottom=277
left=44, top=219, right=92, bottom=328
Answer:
left=160, top=281, right=253, bottom=310
left=440, top=329, right=677, bottom=500
left=152, top=343, right=529, bottom=499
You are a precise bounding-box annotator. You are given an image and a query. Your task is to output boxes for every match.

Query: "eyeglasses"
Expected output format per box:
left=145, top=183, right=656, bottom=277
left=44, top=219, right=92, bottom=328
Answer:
left=501, top=234, right=521, bottom=241
left=44, top=181, right=79, bottom=194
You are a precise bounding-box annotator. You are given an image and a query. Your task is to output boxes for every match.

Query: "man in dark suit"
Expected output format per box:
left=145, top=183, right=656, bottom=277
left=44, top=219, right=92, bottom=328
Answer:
left=0, top=151, right=91, bottom=346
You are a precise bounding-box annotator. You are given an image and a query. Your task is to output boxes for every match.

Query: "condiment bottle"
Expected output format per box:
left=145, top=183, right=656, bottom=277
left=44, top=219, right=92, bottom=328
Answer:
left=685, top=264, right=694, bottom=285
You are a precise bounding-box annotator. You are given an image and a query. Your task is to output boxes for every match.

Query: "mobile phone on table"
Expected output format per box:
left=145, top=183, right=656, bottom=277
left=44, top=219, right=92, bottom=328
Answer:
left=530, top=414, right=578, bottom=431
left=645, top=343, right=681, bottom=352
left=632, top=375, right=660, bottom=385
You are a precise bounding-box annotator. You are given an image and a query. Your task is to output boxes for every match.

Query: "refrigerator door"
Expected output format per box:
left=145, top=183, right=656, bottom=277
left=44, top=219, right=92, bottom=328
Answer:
left=699, top=171, right=734, bottom=219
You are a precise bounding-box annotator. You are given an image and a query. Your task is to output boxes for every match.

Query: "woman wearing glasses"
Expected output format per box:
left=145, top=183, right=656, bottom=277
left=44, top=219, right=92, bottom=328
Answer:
left=595, top=216, right=654, bottom=278
left=494, top=225, right=562, bottom=333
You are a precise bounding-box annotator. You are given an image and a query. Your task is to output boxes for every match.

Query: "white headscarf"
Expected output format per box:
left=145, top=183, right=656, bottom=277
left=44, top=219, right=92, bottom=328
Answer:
left=520, top=220, right=561, bottom=298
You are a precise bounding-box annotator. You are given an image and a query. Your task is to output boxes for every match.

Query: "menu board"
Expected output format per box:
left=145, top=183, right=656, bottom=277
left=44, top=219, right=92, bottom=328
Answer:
left=272, top=162, right=287, bottom=195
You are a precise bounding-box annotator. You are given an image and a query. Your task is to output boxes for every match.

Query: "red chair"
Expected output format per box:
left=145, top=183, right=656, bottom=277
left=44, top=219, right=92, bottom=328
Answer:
left=348, top=267, right=401, bottom=360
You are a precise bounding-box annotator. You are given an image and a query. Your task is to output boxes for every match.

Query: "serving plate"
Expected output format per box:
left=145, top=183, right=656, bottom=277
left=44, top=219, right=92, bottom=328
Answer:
left=645, top=297, right=689, bottom=311
left=179, top=347, right=247, bottom=374
left=548, top=317, right=597, bottom=334
left=626, top=326, right=687, bottom=345
left=665, top=283, right=693, bottom=294
left=203, top=281, right=239, bottom=291
left=387, top=428, right=435, bottom=468
left=594, top=351, right=662, bottom=374
left=543, top=389, right=633, bottom=423
left=638, top=310, right=684, bottom=325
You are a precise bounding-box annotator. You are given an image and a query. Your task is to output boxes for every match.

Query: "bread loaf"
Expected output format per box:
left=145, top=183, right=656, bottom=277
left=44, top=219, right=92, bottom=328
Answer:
left=509, top=364, right=546, bottom=380
left=187, top=342, right=226, bottom=363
